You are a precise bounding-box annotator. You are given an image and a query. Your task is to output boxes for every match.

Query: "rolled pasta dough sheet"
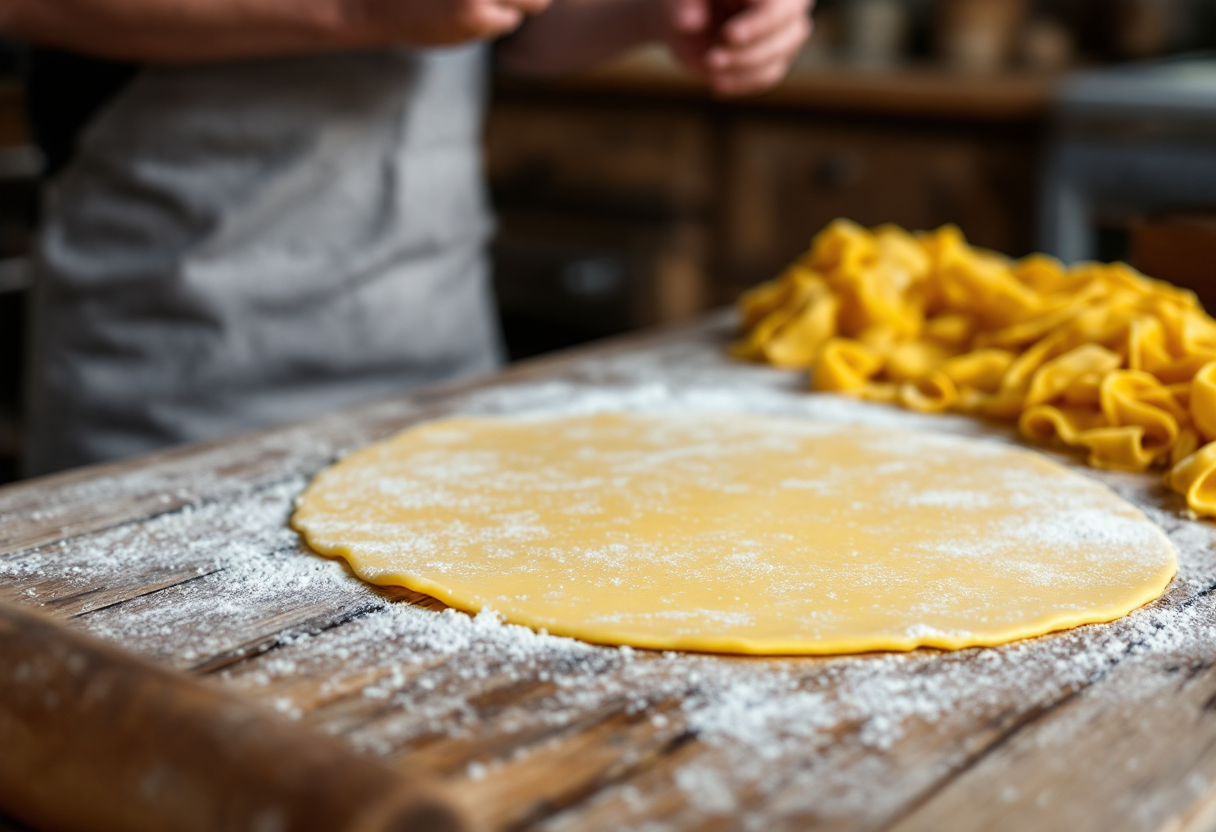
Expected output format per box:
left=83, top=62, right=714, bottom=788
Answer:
left=292, top=413, right=1177, bottom=655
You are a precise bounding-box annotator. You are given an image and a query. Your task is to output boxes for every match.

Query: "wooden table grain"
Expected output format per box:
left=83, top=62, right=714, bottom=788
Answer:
left=5, top=312, right=1216, bottom=832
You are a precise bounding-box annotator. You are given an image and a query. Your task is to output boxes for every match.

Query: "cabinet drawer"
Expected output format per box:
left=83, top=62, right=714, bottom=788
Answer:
left=722, top=119, right=1037, bottom=289
left=494, top=211, right=708, bottom=335
left=486, top=104, right=713, bottom=218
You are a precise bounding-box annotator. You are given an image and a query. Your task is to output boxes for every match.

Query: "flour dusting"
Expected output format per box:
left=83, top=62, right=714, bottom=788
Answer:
left=6, top=318, right=1216, bottom=831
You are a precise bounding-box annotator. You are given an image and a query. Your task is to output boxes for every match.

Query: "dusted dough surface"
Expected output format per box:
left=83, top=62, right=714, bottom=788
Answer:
left=291, top=413, right=1177, bottom=655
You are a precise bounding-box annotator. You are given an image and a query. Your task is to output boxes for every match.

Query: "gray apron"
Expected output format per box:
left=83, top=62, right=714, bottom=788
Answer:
left=24, top=46, right=501, bottom=477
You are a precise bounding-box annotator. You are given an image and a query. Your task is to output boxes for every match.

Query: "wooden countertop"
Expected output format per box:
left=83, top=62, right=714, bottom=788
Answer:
left=3, top=312, right=1216, bottom=832
left=501, top=51, right=1062, bottom=122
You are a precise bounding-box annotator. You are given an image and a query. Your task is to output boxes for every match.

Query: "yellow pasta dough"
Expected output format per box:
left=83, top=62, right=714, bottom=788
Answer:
left=733, top=219, right=1216, bottom=517
left=292, top=413, right=1176, bottom=655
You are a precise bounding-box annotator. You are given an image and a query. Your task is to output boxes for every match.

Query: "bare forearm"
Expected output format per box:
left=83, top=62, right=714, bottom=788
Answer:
left=497, top=0, right=660, bottom=76
left=501, top=0, right=813, bottom=96
left=0, top=0, right=551, bottom=63
left=0, top=0, right=368, bottom=62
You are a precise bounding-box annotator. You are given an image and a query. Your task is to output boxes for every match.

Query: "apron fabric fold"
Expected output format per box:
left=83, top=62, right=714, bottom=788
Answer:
left=24, top=46, right=501, bottom=476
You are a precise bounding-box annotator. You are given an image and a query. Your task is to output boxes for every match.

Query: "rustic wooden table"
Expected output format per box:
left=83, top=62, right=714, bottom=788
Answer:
left=5, top=312, right=1216, bottom=832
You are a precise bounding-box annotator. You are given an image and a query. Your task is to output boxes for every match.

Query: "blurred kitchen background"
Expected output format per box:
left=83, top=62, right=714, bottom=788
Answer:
left=3, top=0, right=1216, bottom=482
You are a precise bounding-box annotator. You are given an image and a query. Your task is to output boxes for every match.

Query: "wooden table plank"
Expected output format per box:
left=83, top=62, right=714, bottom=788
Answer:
left=0, top=480, right=301, bottom=618
left=0, top=403, right=418, bottom=555
left=4, top=312, right=1216, bottom=831
left=889, top=581, right=1216, bottom=832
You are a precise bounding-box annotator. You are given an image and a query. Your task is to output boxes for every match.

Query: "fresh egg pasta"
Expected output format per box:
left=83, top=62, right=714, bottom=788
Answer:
left=733, top=219, right=1216, bottom=516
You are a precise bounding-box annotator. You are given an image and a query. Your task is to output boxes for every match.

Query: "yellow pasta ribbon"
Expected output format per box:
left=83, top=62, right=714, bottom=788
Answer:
left=1192, top=361, right=1216, bottom=442
left=733, top=219, right=1216, bottom=517
left=814, top=338, right=884, bottom=392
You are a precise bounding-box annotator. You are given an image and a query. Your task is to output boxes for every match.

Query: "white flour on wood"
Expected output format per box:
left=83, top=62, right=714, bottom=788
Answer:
left=6, top=325, right=1216, bottom=827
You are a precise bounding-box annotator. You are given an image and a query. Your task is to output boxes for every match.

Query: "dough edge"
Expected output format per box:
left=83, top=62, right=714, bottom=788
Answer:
left=291, top=415, right=1180, bottom=656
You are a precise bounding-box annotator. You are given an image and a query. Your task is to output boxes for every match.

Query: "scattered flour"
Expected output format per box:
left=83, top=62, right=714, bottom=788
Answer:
left=5, top=318, right=1216, bottom=830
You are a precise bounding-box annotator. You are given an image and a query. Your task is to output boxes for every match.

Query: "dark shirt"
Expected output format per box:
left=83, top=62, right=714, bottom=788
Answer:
left=26, top=48, right=138, bottom=178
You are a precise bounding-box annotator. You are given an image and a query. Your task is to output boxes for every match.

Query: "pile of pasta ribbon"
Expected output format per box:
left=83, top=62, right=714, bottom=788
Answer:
left=732, top=219, right=1216, bottom=517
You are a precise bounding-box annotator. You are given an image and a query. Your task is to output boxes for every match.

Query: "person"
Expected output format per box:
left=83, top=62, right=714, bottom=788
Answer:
left=0, top=0, right=813, bottom=476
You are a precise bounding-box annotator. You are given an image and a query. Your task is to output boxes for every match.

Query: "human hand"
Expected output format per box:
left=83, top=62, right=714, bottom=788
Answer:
left=347, top=0, right=553, bottom=47
left=660, top=0, right=813, bottom=96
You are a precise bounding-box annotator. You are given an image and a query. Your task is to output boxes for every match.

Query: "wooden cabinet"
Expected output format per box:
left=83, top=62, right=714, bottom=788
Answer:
left=720, top=116, right=1039, bottom=299
left=493, top=211, right=707, bottom=337
left=486, top=104, right=713, bottom=218
left=486, top=64, right=1053, bottom=356
left=487, top=98, right=717, bottom=357
left=1130, top=212, right=1216, bottom=312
